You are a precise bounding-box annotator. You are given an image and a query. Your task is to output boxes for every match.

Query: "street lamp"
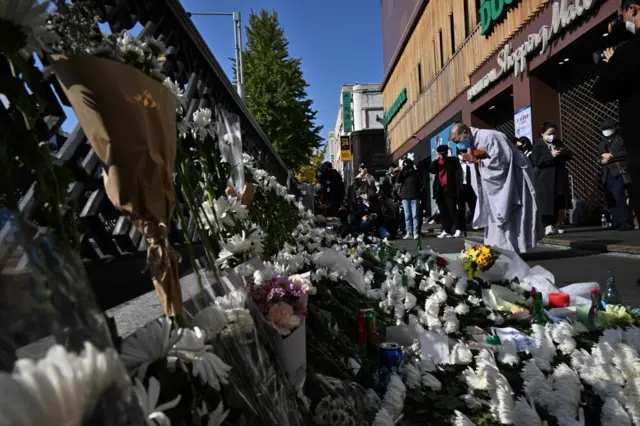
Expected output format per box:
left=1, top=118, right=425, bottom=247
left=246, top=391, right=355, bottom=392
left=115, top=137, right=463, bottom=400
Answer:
left=187, top=12, right=245, bottom=100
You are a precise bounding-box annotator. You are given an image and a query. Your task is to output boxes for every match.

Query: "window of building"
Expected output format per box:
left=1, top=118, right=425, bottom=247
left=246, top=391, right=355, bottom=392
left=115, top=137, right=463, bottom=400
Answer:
left=417, top=62, right=423, bottom=95
left=463, top=0, right=471, bottom=38
left=450, top=14, right=456, bottom=55
left=433, top=39, right=438, bottom=74
left=438, top=30, right=444, bottom=69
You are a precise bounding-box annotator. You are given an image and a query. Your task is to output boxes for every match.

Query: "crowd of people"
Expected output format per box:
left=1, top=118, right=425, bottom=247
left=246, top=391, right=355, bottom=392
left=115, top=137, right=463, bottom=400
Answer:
left=313, top=0, right=639, bottom=254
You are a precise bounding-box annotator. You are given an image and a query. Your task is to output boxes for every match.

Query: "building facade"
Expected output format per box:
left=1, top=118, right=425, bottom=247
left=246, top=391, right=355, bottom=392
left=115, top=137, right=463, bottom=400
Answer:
left=329, top=84, right=386, bottom=185
left=381, top=0, right=621, bottom=221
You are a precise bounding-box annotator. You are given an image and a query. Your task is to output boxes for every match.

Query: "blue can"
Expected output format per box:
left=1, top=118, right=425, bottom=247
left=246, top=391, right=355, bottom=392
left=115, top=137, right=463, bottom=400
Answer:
left=377, top=342, right=404, bottom=392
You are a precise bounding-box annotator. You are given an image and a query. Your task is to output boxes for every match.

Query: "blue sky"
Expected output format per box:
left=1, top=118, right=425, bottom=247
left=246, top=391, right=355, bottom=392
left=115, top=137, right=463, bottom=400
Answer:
left=61, top=1, right=383, bottom=151
left=183, top=0, right=384, bottom=147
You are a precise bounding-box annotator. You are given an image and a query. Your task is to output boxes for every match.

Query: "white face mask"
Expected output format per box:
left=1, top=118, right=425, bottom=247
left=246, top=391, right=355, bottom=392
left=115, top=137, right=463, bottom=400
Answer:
left=543, top=134, right=555, bottom=143
left=603, top=129, right=616, bottom=137
left=626, top=20, right=637, bottom=34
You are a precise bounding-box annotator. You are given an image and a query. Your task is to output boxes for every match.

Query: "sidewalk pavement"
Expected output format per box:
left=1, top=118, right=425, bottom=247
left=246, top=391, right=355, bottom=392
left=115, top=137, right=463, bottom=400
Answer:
left=422, top=224, right=640, bottom=255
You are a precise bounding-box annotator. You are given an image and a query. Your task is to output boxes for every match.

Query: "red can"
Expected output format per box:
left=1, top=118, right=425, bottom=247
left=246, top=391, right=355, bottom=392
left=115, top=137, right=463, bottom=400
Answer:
left=549, top=293, right=570, bottom=308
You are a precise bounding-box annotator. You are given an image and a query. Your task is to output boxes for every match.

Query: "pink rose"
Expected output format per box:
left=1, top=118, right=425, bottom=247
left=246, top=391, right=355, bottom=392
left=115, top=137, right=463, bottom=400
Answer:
left=268, top=301, right=295, bottom=330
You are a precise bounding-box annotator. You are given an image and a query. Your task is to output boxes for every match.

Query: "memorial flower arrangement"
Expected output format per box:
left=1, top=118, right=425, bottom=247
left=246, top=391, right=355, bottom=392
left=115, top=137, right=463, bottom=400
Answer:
left=249, top=274, right=310, bottom=336
left=462, top=245, right=499, bottom=280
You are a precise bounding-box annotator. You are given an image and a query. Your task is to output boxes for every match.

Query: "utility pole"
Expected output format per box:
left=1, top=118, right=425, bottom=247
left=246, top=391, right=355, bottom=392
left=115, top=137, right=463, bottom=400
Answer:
left=187, top=12, right=245, bottom=100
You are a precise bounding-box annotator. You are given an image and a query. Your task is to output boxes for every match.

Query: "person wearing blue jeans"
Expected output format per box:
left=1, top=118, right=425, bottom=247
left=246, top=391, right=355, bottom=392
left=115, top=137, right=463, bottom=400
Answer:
left=396, top=158, right=422, bottom=239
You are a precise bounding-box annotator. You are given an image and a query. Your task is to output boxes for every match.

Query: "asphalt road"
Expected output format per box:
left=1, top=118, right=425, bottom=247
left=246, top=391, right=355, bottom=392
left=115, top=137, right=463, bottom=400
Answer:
left=393, top=234, right=640, bottom=308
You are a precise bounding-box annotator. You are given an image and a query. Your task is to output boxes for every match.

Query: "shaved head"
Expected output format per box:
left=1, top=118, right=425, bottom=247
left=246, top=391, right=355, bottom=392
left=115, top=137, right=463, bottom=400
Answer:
left=450, top=123, right=471, bottom=142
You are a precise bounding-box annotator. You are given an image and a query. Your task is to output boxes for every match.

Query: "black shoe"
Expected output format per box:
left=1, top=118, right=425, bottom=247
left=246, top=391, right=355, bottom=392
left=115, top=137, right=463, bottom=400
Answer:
left=618, top=223, right=634, bottom=231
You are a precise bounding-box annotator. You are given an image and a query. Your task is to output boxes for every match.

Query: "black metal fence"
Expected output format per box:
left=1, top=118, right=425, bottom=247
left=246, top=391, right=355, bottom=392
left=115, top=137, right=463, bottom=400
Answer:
left=1, top=0, right=297, bottom=310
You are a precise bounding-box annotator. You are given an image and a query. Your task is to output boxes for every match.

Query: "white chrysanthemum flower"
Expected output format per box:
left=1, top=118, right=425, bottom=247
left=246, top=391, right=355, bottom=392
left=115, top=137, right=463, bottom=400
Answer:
left=549, top=322, right=577, bottom=355
left=172, top=327, right=232, bottom=391
left=601, top=397, right=632, bottom=426
left=487, top=311, right=505, bottom=325
left=462, top=366, right=488, bottom=391
left=522, top=360, right=555, bottom=412
left=121, top=317, right=182, bottom=372
left=425, top=296, right=440, bottom=317
left=404, top=363, right=421, bottom=389
left=497, top=340, right=520, bottom=366
left=493, top=375, right=515, bottom=424
left=371, top=408, right=395, bottom=426
left=455, top=278, right=469, bottom=295
left=192, top=108, right=212, bottom=140
left=441, top=274, right=455, bottom=288
left=192, top=305, right=228, bottom=338
left=601, top=327, right=624, bottom=346
left=529, top=324, right=555, bottom=372
left=623, top=326, right=640, bottom=353
left=513, top=396, right=543, bottom=426
left=215, top=290, right=246, bottom=310
left=623, top=377, right=640, bottom=425
left=134, top=376, right=181, bottom=426
left=451, top=342, right=473, bottom=365
left=0, top=342, right=128, bottom=426
left=163, top=78, right=185, bottom=109
left=467, top=295, right=482, bottom=306
left=612, top=343, right=640, bottom=381
left=381, top=374, right=406, bottom=417
left=421, top=372, right=442, bottom=391
left=216, top=231, right=260, bottom=265
left=1, top=0, right=60, bottom=56
left=225, top=308, right=255, bottom=334
left=460, top=393, right=485, bottom=410
left=551, top=363, right=581, bottom=424
left=443, top=306, right=459, bottom=334
left=453, top=410, right=476, bottom=426
left=455, top=302, right=470, bottom=315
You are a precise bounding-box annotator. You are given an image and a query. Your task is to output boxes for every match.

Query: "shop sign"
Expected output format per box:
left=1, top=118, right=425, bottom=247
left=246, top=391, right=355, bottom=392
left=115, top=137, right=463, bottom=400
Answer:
left=514, top=105, right=533, bottom=143
left=382, top=88, right=408, bottom=126
left=468, top=0, right=596, bottom=101
left=480, top=0, right=523, bottom=36
left=340, top=135, right=352, bottom=161
left=342, top=91, right=353, bottom=133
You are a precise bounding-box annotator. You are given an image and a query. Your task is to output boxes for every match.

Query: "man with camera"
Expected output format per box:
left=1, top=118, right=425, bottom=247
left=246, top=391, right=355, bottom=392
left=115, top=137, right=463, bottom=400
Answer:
left=592, top=0, right=640, bottom=228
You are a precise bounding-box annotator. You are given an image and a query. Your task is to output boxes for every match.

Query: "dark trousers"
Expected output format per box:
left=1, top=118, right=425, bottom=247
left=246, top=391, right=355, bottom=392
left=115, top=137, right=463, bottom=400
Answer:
left=458, top=184, right=476, bottom=228
left=605, top=174, right=633, bottom=228
left=628, top=163, right=640, bottom=220
left=436, top=187, right=462, bottom=234
left=541, top=195, right=565, bottom=227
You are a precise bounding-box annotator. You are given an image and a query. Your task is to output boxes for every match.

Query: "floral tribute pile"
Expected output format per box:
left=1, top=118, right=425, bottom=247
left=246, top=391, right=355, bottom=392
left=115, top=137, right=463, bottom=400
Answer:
left=4, top=2, right=640, bottom=426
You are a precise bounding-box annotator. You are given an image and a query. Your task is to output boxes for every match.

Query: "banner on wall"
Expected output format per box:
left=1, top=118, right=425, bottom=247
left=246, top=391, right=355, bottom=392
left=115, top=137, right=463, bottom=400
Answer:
left=428, top=123, right=456, bottom=215
left=514, top=105, right=533, bottom=143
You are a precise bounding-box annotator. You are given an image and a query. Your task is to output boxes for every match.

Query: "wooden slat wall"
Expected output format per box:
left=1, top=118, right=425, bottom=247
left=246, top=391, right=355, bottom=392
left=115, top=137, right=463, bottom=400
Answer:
left=383, top=0, right=552, bottom=154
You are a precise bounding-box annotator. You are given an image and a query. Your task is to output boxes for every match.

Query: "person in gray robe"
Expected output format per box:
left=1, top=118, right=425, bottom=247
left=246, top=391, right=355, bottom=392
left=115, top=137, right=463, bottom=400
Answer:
left=449, top=123, right=542, bottom=253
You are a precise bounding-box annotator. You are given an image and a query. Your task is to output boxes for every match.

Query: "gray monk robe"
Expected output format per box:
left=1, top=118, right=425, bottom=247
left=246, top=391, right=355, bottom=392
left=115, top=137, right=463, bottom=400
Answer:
left=469, top=128, right=542, bottom=253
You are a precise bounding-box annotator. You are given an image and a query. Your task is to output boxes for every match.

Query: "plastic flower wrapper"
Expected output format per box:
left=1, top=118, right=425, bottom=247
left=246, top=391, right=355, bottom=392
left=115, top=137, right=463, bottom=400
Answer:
left=183, top=266, right=308, bottom=426
left=0, top=210, right=144, bottom=424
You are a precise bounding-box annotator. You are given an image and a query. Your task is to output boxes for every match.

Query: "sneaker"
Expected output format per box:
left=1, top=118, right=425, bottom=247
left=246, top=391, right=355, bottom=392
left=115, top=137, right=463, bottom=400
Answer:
left=437, top=231, right=452, bottom=239
left=403, top=234, right=412, bottom=240
left=413, top=234, right=419, bottom=240
left=453, top=230, right=463, bottom=238
left=428, top=220, right=435, bottom=225
left=544, top=225, right=556, bottom=236
left=554, top=226, right=565, bottom=234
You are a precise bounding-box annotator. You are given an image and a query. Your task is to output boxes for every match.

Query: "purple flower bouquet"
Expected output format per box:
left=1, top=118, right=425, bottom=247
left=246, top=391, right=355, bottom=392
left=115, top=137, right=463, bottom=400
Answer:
left=248, top=273, right=311, bottom=389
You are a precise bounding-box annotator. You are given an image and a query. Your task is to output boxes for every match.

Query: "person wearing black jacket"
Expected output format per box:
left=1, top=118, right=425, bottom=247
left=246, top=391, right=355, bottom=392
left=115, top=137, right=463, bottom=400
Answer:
left=592, top=0, right=640, bottom=230
left=315, top=162, right=345, bottom=217
left=429, top=145, right=463, bottom=238
left=396, top=158, right=421, bottom=239
left=598, top=119, right=634, bottom=230
left=531, top=122, right=573, bottom=236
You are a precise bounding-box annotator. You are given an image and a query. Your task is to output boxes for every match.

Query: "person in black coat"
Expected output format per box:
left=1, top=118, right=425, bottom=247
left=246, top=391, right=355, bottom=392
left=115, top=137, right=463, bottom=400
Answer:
left=315, top=162, right=345, bottom=217
left=429, top=145, right=463, bottom=238
left=598, top=118, right=634, bottom=230
left=531, top=122, right=573, bottom=236
left=396, top=158, right=422, bottom=239
left=515, top=137, right=533, bottom=164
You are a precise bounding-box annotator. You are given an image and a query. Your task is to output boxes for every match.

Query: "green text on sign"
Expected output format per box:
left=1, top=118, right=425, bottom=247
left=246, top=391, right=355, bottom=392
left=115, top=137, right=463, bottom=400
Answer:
left=342, top=91, right=353, bottom=133
left=383, top=88, right=407, bottom=126
left=480, top=0, right=521, bottom=36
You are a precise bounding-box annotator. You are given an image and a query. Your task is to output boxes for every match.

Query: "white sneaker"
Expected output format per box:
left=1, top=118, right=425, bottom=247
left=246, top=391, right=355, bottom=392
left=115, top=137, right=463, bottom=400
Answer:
left=453, top=230, right=463, bottom=238
left=403, top=234, right=412, bottom=240
left=544, top=225, right=556, bottom=236
left=428, top=220, right=435, bottom=225
left=437, top=231, right=452, bottom=239
left=554, top=226, right=565, bottom=234
left=413, top=234, right=419, bottom=240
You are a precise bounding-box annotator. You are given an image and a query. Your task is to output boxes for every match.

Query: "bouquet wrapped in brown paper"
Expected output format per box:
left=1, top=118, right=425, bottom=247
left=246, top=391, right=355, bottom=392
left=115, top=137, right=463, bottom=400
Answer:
left=51, top=52, right=182, bottom=317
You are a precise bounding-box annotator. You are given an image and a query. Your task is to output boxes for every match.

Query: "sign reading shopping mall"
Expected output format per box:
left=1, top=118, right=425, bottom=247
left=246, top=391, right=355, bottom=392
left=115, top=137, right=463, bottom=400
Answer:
left=468, top=0, right=597, bottom=101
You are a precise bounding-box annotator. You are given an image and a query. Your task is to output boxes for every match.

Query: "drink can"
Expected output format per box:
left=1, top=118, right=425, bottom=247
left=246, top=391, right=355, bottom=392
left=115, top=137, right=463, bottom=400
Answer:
left=377, top=342, right=404, bottom=391
left=358, top=308, right=377, bottom=348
